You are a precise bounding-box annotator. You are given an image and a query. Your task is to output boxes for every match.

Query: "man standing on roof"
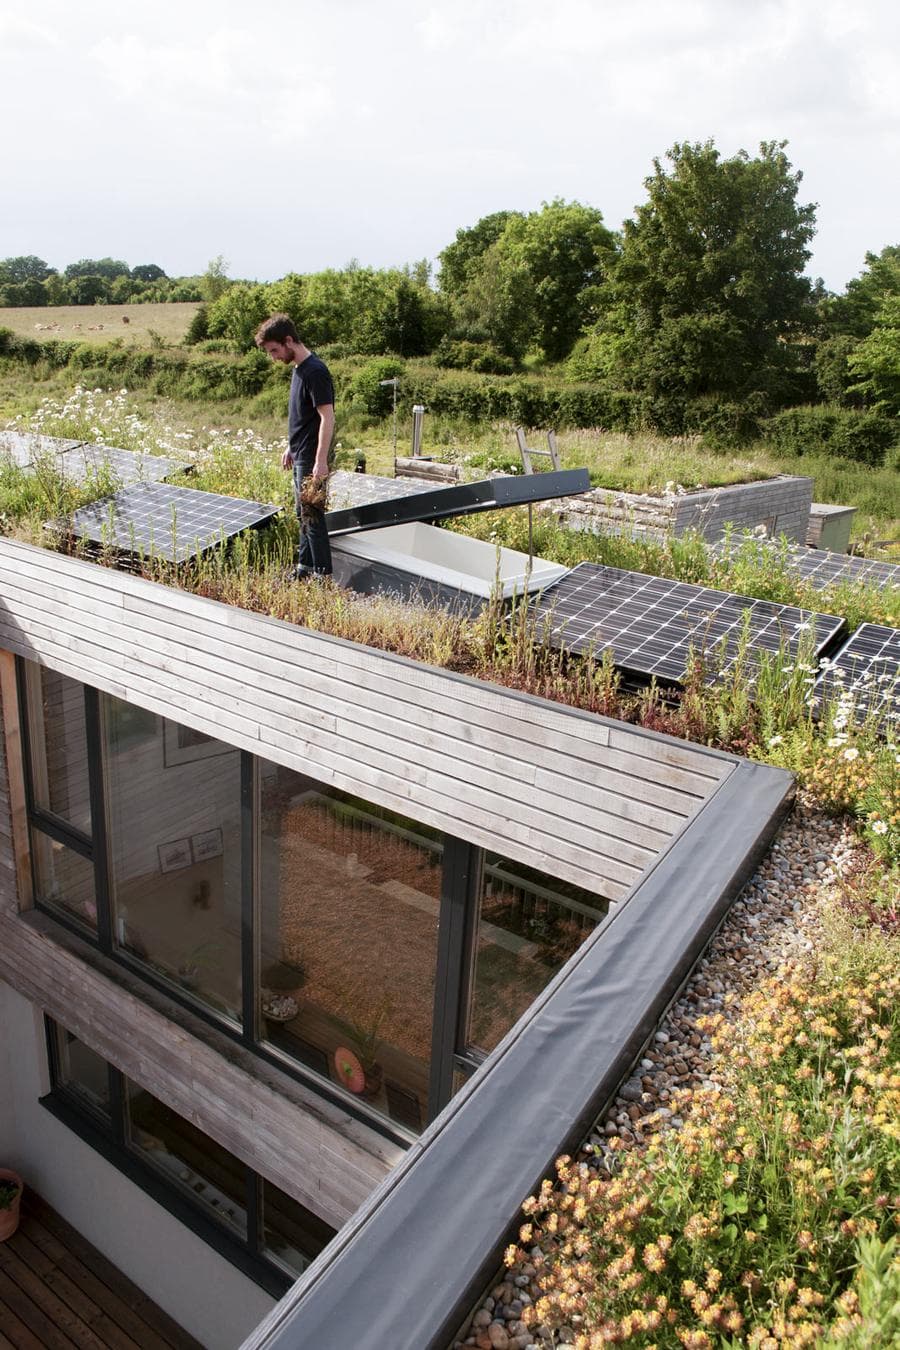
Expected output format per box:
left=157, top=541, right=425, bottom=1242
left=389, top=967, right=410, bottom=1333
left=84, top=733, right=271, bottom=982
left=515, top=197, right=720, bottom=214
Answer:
left=255, top=313, right=334, bottom=579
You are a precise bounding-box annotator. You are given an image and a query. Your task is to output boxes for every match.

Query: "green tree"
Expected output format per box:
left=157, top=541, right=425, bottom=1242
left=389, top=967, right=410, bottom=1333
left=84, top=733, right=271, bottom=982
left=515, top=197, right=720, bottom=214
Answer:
left=65, top=274, right=110, bottom=304
left=439, top=202, right=616, bottom=361
left=438, top=210, right=524, bottom=297
left=64, top=257, right=130, bottom=280
left=200, top=255, right=231, bottom=304
left=589, top=140, right=817, bottom=427
left=451, top=239, right=536, bottom=359
left=131, top=263, right=167, bottom=283
left=504, top=199, right=617, bottom=360
left=206, top=282, right=269, bottom=349
left=0, top=255, right=55, bottom=285
left=847, top=294, right=900, bottom=414
left=825, top=245, right=900, bottom=338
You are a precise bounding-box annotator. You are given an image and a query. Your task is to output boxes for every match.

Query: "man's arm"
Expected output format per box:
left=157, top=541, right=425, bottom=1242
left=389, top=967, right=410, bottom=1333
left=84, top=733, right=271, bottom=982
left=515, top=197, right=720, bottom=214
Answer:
left=312, top=403, right=334, bottom=478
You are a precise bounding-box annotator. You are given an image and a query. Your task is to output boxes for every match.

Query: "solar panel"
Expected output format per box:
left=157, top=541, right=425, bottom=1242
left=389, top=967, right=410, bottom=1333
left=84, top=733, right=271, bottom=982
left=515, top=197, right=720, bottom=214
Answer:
left=0, top=431, right=83, bottom=468
left=56, top=443, right=190, bottom=487
left=61, top=482, right=281, bottom=563
left=532, top=563, right=846, bottom=684
left=787, top=547, right=900, bottom=592
left=816, top=623, right=900, bottom=729
left=713, top=536, right=899, bottom=594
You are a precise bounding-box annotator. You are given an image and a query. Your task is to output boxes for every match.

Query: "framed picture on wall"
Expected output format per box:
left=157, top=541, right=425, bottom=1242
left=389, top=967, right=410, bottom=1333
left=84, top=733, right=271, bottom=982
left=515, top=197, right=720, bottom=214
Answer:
left=158, top=837, right=192, bottom=874
left=163, top=720, right=234, bottom=769
left=191, top=828, right=223, bottom=863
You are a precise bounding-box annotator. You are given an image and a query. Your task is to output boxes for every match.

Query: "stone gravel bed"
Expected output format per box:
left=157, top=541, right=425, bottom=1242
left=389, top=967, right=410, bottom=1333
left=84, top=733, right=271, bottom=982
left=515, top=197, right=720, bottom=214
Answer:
left=453, top=798, right=862, bottom=1350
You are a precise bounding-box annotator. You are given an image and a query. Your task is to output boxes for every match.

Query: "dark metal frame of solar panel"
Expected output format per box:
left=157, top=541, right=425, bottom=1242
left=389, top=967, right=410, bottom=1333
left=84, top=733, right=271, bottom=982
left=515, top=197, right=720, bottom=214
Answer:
left=531, top=562, right=847, bottom=689
left=60, top=481, right=282, bottom=564
left=325, top=468, right=591, bottom=535
left=242, top=748, right=794, bottom=1350
left=815, top=623, right=900, bottom=729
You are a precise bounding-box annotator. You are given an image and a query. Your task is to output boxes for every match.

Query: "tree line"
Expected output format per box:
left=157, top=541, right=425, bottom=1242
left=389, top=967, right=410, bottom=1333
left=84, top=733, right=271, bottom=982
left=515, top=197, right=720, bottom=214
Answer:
left=3, top=140, right=899, bottom=430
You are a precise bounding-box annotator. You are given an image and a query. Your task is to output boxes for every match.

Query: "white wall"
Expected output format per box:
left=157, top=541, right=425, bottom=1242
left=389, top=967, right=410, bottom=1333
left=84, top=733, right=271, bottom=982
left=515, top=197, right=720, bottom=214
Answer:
left=0, top=979, right=274, bottom=1350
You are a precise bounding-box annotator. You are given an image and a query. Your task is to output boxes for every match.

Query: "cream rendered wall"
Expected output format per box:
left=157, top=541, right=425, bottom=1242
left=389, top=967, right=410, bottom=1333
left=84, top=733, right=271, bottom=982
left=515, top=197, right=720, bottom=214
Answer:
left=0, top=978, right=275, bottom=1350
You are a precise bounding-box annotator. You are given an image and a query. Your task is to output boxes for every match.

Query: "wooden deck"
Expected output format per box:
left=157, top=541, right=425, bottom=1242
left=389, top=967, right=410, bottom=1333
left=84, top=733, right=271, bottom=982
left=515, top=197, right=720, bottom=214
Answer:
left=0, top=1191, right=204, bottom=1350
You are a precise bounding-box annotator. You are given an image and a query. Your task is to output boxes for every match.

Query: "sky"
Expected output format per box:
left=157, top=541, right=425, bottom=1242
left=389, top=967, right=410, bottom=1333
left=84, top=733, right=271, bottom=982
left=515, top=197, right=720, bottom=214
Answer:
left=1, top=0, right=897, bottom=294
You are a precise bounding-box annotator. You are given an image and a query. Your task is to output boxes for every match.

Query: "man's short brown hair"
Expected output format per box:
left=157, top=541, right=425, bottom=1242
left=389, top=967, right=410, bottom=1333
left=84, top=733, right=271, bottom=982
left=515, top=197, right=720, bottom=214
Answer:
left=254, top=313, right=300, bottom=346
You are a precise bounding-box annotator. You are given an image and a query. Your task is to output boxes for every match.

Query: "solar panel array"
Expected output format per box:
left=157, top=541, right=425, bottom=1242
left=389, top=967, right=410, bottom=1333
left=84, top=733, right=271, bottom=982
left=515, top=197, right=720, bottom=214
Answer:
left=817, top=623, right=900, bottom=729
left=787, top=547, right=900, bottom=592
left=63, top=482, right=281, bottom=563
left=56, top=443, right=189, bottom=487
left=713, top=536, right=899, bottom=594
left=0, top=431, right=189, bottom=487
left=533, top=563, right=845, bottom=684
left=0, top=431, right=82, bottom=467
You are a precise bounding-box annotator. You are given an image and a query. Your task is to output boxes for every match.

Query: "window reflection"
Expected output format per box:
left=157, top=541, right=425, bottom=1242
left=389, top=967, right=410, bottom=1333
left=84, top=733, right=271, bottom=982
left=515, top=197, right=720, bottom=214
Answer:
left=466, top=855, right=609, bottom=1054
left=26, top=666, right=91, bottom=834
left=262, top=1179, right=334, bottom=1277
left=126, top=1080, right=247, bottom=1237
left=103, top=698, right=243, bottom=1023
left=31, top=831, right=98, bottom=934
left=54, top=1027, right=110, bottom=1119
left=259, top=762, right=440, bottom=1129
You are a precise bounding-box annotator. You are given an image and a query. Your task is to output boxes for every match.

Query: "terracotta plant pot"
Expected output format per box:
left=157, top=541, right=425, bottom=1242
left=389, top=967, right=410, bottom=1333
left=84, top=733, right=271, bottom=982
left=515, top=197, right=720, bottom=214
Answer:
left=0, top=1169, right=23, bottom=1242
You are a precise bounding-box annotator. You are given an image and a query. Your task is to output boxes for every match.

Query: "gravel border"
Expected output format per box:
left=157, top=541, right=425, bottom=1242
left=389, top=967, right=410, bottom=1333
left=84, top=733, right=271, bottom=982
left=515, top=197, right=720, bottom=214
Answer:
left=454, top=797, right=862, bottom=1350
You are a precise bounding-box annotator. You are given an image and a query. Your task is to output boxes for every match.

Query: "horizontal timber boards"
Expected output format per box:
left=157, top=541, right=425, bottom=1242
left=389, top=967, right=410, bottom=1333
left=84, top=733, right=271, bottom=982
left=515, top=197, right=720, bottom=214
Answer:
left=0, top=540, right=736, bottom=897
left=0, top=908, right=396, bottom=1226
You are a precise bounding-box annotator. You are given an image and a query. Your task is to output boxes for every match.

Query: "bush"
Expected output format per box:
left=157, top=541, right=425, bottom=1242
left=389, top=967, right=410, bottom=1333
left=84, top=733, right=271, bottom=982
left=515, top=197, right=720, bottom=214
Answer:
left=766, top=405, right=898, bottom=466
left=349, top=357, right=405, bottom=417
left=433, top=338, right=517, bottom=375
left=185, top=304, right=210, bottom=345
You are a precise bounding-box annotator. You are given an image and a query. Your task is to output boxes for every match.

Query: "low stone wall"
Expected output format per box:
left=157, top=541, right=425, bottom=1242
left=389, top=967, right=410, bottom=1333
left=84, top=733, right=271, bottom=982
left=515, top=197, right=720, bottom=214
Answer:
left=549, top=475, right=814, bottom=545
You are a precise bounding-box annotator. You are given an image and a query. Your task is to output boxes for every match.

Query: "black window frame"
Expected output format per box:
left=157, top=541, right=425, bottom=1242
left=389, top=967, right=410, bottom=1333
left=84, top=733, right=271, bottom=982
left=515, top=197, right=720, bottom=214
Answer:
left=43, top=1017, right=333, bottom=1298
left=17, top=656, right=609, bottom=1141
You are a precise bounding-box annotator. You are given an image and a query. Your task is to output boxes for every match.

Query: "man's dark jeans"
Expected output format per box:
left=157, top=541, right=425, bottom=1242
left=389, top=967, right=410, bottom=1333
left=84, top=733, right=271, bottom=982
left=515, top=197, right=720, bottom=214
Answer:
left=292, top=456, right=333, bottom=575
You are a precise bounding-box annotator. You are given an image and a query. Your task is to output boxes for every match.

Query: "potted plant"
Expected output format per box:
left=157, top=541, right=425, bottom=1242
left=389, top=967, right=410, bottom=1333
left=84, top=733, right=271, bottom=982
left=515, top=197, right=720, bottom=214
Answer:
left=334, top=999, right=390, bottom=1101
left=0, top=1169, right=23, bottom=1242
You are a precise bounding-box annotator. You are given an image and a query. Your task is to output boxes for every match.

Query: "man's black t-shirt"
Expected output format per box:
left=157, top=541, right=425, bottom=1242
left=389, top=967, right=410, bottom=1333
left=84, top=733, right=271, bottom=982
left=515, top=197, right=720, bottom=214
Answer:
left=288, top=353, right=334, bottom=464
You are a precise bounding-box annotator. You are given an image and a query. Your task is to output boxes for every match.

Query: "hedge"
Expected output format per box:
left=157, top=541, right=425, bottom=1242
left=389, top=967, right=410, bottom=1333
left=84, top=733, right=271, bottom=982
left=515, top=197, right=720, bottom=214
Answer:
left=765, top=405, right=899, bottom=466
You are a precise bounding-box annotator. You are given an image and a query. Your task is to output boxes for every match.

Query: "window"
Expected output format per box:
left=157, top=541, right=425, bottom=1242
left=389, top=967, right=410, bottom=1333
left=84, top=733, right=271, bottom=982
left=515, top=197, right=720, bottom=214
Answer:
left=127, top=1079, right=248, bottom=1238
left=464, top=853, right=609, bottom=1057
left=103, top=697, right=244, bottom=1024
left=52, top=1026, right=111, bottom=1121
left=25, top=665, right=92, bottom=834
left=44, top=1020, right=333, bottom=1294
left=19, top=660, right=612, bottom=1138
left=259, top=763, right=442, bottom=1129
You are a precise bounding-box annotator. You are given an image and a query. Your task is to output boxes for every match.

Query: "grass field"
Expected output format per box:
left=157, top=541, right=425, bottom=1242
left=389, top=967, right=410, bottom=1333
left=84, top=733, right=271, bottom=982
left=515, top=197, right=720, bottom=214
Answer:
left=0, top=303, right=200, bottom=345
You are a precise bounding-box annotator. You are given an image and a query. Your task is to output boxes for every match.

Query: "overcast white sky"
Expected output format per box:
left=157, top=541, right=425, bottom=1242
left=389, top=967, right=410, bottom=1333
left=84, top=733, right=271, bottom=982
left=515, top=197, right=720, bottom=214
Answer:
left=1, top=0, right=897, bottom=293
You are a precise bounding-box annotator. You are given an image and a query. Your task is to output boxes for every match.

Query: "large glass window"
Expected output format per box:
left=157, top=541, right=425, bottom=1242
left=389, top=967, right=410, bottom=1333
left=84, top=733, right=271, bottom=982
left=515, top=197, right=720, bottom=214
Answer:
left=21, top=661, right=615, bottom=1139
left=103, top=698, right=243, bottom=1024
left=465, top=853, right=610, bottom=1056
left=259, top=762, right=442, bottom=1130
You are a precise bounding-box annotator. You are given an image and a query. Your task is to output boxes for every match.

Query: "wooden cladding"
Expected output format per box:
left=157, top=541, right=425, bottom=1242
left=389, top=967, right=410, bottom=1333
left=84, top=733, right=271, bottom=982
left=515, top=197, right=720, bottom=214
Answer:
left=0, top=540, right=733, bottom=902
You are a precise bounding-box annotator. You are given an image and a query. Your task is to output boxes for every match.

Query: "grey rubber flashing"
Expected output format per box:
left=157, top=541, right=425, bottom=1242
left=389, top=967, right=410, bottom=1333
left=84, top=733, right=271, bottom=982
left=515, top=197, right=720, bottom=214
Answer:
left=241, top=757, right=794, bottom=1350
